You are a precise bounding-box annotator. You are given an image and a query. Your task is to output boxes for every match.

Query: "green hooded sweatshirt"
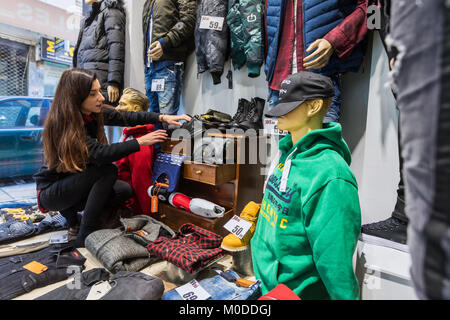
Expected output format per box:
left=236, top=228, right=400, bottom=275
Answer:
left=250, top=122, right=361, bottom=300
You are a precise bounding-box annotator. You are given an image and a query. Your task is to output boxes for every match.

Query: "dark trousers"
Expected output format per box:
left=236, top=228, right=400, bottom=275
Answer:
left=38, top=164, right=132, bottom=230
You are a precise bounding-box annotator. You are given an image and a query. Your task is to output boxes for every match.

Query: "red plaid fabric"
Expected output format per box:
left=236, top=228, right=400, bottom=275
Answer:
left=147, top=223, right=224, bottom=274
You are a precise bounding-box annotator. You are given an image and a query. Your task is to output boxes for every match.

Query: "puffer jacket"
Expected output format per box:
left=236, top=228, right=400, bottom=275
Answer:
left=73, top=0, right=126, bottom=99
left=227, top=0, right=264, bottom=78
left=195, top=0, right=230, bottom=84
left=142, top=0, right=196, bottom=64
left=264, top=0, right=286, bottom=83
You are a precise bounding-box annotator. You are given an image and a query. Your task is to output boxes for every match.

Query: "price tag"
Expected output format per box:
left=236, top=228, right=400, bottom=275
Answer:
left=263, top=118, right=288, bottom=136
left=49, top=233, right=69, bottom=244
left=86, top=281, right=112, bottom=300
left=199, top=16, right=225, bottom=31
left=223, top=215, right=253, bottom=240
left=175, top=279, right=211, bottom=301
left=151, top=78, right=165, bottom=92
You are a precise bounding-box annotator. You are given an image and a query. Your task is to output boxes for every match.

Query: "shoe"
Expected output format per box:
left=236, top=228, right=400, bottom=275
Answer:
left=360, top=216, right=408, bottom=252
left=232, top=97, right=265, bottom=131
left=219, top=98, right=250, bottom=131
left=221, top=201, right=260, bottom=252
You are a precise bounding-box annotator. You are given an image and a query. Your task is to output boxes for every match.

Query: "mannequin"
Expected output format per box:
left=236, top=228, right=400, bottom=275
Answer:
left=264, top=0, right=369, bottom=122
left=74, top=0, right=125, bottom=105
left=142, top=0, right=196, bottom=115
left=116, top=88, right=149, bottom=112
left=251, top=71, right=361, bottom=299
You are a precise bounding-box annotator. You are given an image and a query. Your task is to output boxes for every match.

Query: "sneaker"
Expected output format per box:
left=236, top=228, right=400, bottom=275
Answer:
left=221, top=201, right=260, bottom=252
left=360, top=216, right=408, bottom=252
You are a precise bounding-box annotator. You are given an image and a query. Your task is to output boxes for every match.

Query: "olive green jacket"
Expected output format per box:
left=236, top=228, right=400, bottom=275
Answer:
left=142, top=0, right=196, bottom=63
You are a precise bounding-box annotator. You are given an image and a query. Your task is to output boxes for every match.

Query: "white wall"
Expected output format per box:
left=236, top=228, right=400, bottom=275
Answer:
left=123, top=0, right=400, bottom=226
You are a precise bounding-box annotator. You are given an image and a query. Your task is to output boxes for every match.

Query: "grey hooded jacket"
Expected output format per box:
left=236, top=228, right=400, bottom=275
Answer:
left=85, top=215, right=175, bottom=273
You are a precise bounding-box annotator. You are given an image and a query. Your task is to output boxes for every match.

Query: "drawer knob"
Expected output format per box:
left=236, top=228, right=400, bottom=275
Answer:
left=195, top=170, right=203, bottom=175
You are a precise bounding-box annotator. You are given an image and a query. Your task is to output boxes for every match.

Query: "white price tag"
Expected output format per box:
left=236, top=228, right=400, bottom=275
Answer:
left=263, top=118, right=288, bottom=136
left=151, top=78, right=165, bottom=92
left=175, top=279, right=211, bottom=301
left=223, top=215, right=253, bottom=240
left=199, top=16, right=225, bottom=31
left=86, top=281, right=112, bottom=300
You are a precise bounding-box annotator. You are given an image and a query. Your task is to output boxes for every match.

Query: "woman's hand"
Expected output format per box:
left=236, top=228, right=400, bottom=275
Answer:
left=136, top=130, right=168, bottom=146
left=159, top=114, right=192, bottom=126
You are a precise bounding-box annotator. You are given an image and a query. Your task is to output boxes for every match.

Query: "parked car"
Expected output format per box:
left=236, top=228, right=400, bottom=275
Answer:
left=0, top=96, right=52, bottom=179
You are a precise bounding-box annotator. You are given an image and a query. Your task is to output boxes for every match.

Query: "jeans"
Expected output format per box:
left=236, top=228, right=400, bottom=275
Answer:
left=267, top=73, right=341, bottom=123
left=391, top=0, right=450, bottom=299
left=0, top=244, right=86, bottom=300
left=162, top=270, right=261, bottom=300
left=37, top=268, right=165, bottom=300
left=0, top=219, right=35, bottom=245
left=144, top=62, right=184, bottom=115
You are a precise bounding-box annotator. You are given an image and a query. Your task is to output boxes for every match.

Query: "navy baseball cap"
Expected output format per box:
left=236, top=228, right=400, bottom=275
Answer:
left=265, top=71, right=335, bottom=118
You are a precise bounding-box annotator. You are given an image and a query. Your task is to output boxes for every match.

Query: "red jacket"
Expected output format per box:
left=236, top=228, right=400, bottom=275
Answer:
left=116, top=124, right=155, bottom=216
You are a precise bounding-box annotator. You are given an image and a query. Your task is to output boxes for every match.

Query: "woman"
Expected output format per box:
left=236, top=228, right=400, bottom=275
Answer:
left=33, top=68, right=190, bottom=247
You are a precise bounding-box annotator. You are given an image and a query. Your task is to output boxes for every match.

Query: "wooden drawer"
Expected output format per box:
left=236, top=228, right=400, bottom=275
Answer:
left=155, top=203, right=234, bottom=237
left=183, top=161, right=236, bottom=186
left=161, top=138, right=192, bottom=156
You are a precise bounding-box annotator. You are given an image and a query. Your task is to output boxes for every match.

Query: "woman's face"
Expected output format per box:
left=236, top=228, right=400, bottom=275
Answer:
left=80, top=79, right=105, bottom=115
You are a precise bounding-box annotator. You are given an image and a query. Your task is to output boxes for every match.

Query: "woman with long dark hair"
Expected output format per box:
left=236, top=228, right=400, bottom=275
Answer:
left=33, top=68, right=190, bottom=247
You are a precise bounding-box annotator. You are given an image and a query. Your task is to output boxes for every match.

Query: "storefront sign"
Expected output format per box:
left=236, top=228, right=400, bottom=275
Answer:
left=41, top=37, right=74, bottom=66
left=0, top=0, right=81, bottom=42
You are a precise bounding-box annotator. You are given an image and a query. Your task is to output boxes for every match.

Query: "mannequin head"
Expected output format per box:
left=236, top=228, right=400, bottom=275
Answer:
left=116, top=88, right=149, bottom=112
left=85, top=0, right=99, bottom=5
left=277, top=97, right=332, bottom=144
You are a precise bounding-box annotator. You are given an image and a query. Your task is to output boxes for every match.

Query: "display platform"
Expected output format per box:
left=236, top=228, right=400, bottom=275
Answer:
left=356, top=240, right=418, bottom=300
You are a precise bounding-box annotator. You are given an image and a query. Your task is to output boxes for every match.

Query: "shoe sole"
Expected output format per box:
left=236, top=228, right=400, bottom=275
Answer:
left=360, top=233, right=409, bottom=252
left=221, top=244, right=249, bottom=252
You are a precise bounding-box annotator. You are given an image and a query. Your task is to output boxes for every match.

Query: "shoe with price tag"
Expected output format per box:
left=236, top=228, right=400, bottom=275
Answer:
left=221, top=201, right=260, bottom=252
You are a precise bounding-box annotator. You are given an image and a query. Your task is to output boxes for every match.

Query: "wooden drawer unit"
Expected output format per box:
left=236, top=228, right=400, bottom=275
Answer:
left=161, top=138, right=192, bottom=156
left=156, top=203, right=234, bottom=237
left=183, top=161, right=236, bottom=186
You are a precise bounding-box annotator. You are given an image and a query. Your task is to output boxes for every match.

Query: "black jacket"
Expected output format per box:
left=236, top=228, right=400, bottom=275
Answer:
left=73, top=0, right=126, bottom=99
left=33, top=107, right=160, bottom=190
left=142, top=0, right=196, bottom=64
left=194, top=0, right=230, bottom=84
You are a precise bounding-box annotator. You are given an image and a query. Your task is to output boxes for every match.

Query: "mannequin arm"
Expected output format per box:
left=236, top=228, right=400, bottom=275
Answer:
left=160, top=0, right=196, bottom=50
left=323, top=0, right=369, bottom=59
left=104, top=7, right=126, bottom=91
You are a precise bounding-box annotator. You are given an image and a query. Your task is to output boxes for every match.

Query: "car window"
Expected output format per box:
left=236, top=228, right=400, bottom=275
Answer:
left=0, top=102, right=22, bottom=128
left=0, top=99, right=46, bottom=128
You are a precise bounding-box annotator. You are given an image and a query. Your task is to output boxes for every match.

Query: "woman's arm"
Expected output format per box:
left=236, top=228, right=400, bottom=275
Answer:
left=102, top=105, right=160, bottom=127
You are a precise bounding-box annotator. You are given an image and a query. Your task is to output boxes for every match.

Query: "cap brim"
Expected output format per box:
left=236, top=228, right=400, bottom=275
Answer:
left=264, top=100, right=305, bottom=118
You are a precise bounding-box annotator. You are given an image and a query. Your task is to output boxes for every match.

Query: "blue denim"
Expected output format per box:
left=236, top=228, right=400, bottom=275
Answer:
left=162, top=270, right=261, bottom=300
left=323, top=74, right=342, bottom=123
left=267, top=88, right=280, bottom=110
left=0, top=219, right=36, bottom=245
left=36, top=213, right=67, bottom=235
left=144, top=62, right=184, bottom=115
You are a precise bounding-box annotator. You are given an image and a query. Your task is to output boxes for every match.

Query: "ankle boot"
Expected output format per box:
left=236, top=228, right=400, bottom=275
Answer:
left=219, top=98, right=250, bottom=130
left=221, top=201, right=260, bottom=252
left=235, top=97, right=265, bottom=131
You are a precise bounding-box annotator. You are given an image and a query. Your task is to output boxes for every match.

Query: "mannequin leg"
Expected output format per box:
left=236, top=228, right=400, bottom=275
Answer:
left=391, top=0, right=450, bottom=299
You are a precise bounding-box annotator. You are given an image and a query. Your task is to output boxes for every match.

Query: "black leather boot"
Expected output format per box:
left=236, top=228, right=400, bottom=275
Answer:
left=219, top=98, right=250, bottom=130
left=234, top=97, right=266, bottom=131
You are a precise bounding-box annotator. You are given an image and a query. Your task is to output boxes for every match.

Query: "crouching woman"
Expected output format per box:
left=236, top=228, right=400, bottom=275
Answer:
left=33, top=68, right=190, bottom=247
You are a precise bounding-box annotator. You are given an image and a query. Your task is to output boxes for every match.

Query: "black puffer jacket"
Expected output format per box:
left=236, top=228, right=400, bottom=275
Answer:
left=194, top=0, right=230, bottom=85
left=73, top=0, right=126, bottom=100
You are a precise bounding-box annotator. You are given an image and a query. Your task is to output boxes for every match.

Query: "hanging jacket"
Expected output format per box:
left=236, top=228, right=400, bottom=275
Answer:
left=195, top=0, right=230, bottom=84
left=266, top=0, right=368, bottom=90
left=73, top=0, right=126, bottom=99
left=116, top=124, right=155, bottom=216
left=251, top=123, right=361, bottom=300
left=227, top=0, right=264, bottom=78
left=264, top=0, right=287, bottom=84
left=142, top=0, right=196, bottom=64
